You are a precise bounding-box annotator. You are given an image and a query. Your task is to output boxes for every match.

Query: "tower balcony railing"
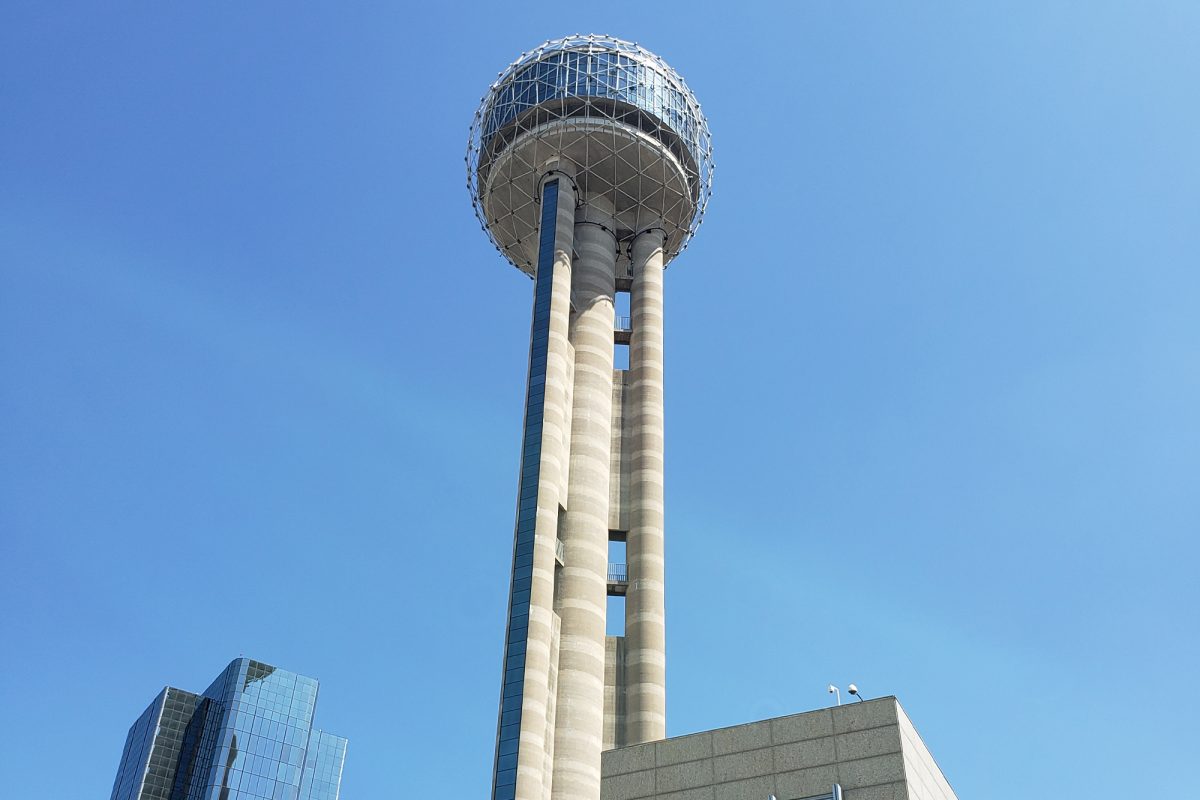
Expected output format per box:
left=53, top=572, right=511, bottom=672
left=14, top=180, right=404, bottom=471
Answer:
left=607, top=563, right=628, bottom=597
left=555, top=538, right=565, bottom=565
left=614, top=316, right=632, bottom=347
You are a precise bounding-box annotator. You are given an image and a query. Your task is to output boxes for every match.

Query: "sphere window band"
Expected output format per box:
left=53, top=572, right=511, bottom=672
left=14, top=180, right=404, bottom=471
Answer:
left=479, top=51, right=703, bottom=169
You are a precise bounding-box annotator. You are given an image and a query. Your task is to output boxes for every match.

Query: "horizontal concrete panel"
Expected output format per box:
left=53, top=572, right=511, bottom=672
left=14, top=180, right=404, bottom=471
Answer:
left=655, top=759, right=714, bottom=793
left=772, top=736, right=836, bottom=771
left=712, top=720, right=771, bottom=755
left=837, top=753, right=906, bottom=790
left=599, top=768, right=656, bottom=800
left=602, top=742, right=654, bottom=777
left=775, top=763, right=839, bottom=799
left=714, top=775, right=775, bottom=800
left=831, top=698, right=899, bottom=735
left=834, top=726, right=902, bottom=762
left=770, top=709, right=834, bottom=744
left=712, top=747, right=774, bottom=782
left=655, top=732, right=713, bottom=767
left=843, top=782, right=905, bottom=800
left=658, top=787, right=715, bottom=800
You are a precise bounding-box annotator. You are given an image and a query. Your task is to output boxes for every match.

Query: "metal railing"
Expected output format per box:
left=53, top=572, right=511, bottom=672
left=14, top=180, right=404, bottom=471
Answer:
left=555, top=538, right=565, bottom=563
left=607, top=563, right=628, bottom=583
left=615, top=316, right=631, bottom=331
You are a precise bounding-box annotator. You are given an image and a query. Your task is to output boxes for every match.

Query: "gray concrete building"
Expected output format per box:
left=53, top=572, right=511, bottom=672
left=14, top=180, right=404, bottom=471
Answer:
left=468, top=33, right=956, bottom=800
left=600, top=698, right=956, bottom=800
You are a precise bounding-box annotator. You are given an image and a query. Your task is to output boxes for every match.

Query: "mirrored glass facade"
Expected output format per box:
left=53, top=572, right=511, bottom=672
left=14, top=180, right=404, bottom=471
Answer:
left=111, top=688, right=201, bottom=800
left=298, top=731, right=347, bottom=800
left=110, top=658, right=347, bottom=800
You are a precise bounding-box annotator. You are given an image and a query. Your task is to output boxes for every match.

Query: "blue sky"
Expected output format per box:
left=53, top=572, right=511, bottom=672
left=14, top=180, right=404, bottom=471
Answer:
left=2, top=3, right=1197, bottom=798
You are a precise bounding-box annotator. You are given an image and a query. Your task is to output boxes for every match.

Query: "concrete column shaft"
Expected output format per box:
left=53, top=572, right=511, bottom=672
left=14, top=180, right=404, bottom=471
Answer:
left=552, top=202, right=617, bottom=800
left=625, top=229, right=667, bottom=744
left=512, top=174, right=576, bottom=800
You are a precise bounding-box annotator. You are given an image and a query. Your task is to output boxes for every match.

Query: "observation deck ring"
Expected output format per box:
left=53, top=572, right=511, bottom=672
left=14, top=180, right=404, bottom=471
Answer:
left=480, top=117, right=695, bottom=275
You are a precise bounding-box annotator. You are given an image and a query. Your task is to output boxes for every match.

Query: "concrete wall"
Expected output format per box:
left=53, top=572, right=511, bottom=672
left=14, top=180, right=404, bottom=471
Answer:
left=609, top=370, right=631, bottom=534
left=603, top=636, right=628, bottom=751
left=599, top=698, right=956, bottom=800
left=895, top=705, right=956, bottom=800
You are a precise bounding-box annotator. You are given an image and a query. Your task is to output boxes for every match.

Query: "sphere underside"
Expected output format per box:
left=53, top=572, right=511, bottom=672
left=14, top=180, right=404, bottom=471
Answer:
left=483, top=120, right=694, bottom=275
left=468, top=35, right=713, bottom=274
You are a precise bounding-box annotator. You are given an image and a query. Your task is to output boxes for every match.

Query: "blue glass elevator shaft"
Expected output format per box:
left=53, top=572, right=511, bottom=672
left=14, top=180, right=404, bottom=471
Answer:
left=491, top=179, right=560, bottom=800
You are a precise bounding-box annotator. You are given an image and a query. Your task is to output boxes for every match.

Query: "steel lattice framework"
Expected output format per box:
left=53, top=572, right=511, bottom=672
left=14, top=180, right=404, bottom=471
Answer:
left=467, top=34, right=714, bottom=275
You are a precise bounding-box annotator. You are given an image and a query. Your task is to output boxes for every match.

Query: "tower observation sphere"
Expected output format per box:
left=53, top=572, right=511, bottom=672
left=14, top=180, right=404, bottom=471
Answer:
left=470, top=34, right=712, bottom=800
left=468, top=34, right=713, bottom=274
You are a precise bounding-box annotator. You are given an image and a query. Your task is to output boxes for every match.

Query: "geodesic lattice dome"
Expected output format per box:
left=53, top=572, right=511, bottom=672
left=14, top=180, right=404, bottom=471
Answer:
left=467, top=34, right=714, bottom=275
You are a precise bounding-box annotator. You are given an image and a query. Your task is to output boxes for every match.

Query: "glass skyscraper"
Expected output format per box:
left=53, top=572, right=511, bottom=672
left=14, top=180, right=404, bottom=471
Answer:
left=109, top=657, right=347, bottom=800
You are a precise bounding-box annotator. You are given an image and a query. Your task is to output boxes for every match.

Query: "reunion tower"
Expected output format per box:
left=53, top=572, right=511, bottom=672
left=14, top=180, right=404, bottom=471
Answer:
left=467, top=35, right=713, bottom=800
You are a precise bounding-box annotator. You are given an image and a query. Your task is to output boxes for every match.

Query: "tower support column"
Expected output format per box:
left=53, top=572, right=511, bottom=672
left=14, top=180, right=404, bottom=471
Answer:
left=494, top=171, right=577, bottom=800
left=552, top=199, right=617, bottom=800
left=625, top=228, right=667, bottom=744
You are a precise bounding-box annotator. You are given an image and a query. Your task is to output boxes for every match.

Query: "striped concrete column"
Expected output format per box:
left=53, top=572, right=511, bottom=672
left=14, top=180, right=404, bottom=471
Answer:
left=552, top=198, right=617, bottom=800
left=501, top=170, right=577, bottom=800
left=625, top=229, right=667, bottom=744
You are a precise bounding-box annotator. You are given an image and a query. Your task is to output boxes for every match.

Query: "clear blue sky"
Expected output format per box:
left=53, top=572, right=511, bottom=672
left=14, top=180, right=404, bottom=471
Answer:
left=2, top=3, right=1197, bottom=798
